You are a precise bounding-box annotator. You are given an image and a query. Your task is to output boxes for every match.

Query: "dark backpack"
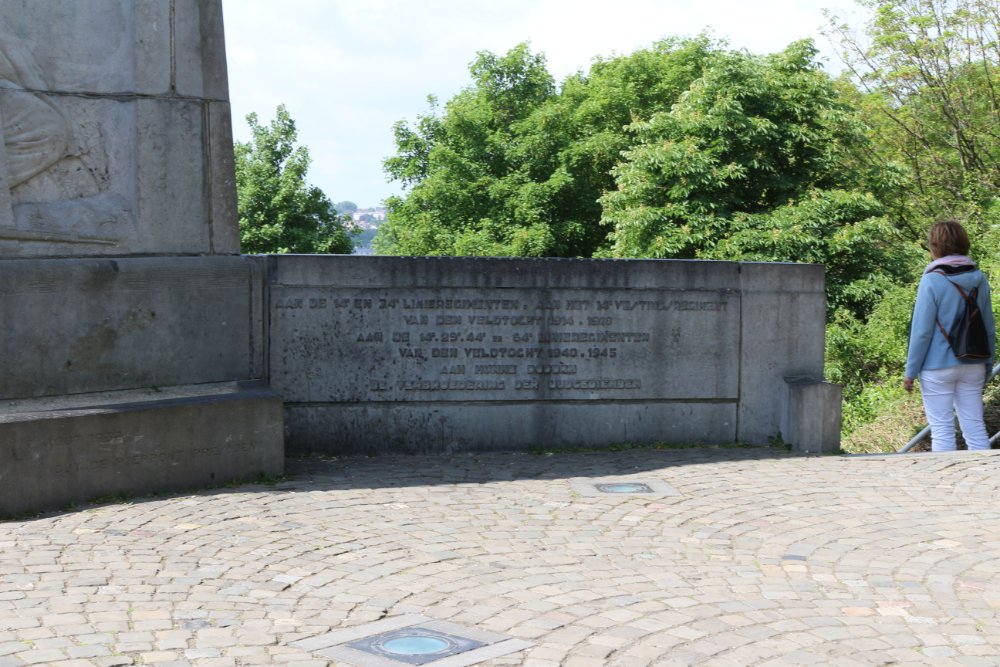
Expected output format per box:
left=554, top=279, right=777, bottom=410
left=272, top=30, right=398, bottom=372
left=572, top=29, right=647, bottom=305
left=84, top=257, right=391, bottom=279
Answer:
left=933, top=270, right=991, bottom=360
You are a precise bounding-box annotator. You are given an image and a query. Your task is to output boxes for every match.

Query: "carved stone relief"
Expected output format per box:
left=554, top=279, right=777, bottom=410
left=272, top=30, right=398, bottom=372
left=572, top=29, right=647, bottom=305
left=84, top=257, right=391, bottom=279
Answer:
left=0, top=29, right=134, bottom=248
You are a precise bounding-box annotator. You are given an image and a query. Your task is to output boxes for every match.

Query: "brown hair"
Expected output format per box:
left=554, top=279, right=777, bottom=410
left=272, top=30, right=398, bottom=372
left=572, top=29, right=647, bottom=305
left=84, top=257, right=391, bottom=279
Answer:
left=927, top=219, right=970, bottom=258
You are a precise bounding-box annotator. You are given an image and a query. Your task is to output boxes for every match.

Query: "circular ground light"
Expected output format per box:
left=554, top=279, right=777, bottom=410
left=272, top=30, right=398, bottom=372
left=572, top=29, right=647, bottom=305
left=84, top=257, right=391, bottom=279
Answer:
left=347, top=625, right=486, bottom=665
left=595, top=482, right=654, bottom=493
left=379, top=635, right=453, bottom=656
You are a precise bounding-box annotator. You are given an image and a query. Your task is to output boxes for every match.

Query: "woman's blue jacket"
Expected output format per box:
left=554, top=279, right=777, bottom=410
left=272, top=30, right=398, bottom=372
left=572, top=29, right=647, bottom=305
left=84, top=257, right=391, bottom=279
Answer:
left=905, top=265, right=996, bottom=379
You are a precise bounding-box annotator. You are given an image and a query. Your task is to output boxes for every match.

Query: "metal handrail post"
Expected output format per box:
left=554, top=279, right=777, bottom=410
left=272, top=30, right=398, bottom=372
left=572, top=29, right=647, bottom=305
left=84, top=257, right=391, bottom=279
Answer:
left=898, top=362, right=1000, bottom=453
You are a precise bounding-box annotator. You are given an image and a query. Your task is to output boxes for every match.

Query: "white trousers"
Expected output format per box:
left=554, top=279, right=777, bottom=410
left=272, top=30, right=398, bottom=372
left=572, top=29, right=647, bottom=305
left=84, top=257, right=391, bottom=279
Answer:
left=920, top=364, right=990, bottom=451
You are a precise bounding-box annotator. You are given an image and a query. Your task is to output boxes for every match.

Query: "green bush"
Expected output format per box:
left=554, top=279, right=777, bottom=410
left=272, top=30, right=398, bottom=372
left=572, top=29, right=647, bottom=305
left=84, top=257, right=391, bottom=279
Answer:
left=826, top=281, right=918, bottom=433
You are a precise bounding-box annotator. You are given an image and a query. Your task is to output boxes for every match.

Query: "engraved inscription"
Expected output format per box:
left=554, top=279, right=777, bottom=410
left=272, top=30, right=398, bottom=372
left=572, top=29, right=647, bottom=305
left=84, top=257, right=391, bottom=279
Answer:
left=271, top=287, right=740, bottom=403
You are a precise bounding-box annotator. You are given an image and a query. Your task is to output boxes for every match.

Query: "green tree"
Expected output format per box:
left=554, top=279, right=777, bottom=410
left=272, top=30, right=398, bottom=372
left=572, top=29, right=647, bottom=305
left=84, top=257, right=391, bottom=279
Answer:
left=335, top=200, right=358, bottom=215
left=827, top=0, right=1000, bottom=224
left=235, top=105, right=354, bottom=254
left=704, top=189, right=921, bottom=318
left=601, top=41, right=882, bottom=259
left=377, top=39, right=713, bottom=257
left=378, top=43, right=557, bottom=256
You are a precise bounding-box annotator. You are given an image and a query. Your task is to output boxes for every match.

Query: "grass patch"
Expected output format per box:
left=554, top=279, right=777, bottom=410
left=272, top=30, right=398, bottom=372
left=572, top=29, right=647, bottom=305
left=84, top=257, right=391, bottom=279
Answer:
left=86, top=491, right=134, bottom=506
left=841, top=386, right=926, bottom=454
left=225, top=471, right=288, bottom=487
left=842, top=372, right=1000, bottom=454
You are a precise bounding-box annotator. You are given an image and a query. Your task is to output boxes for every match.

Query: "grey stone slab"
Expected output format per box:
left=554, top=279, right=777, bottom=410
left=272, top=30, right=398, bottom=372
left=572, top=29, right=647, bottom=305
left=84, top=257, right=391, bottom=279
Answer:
left=737, top=262, right=826, bottom=444
left=266, top=254, right=743, bottom=291
left=134, top=0, right=173, bottom=95
left=0, top=133, right=12, bottom=228
left=0, top=256, right=260, bottom=399
left=782, top=377, right=843, bottom=454
left=135, top=98, right=209, bottom=253
left=247, top=254, right=268, bottom=378
left=267, top=255, right=830, bottom=453
left=0, top=382, right=284, bottom=516
left=0, top=0, right=222, bottom=98
left=284, top=402, right=737, bottom=455
left=174, top=0, right=230, bottom=100
left=0, top=0, right=141, bottom=94
left=4, top=94, right=139, bottom=254
left=208, top=102, right=240, bottom=254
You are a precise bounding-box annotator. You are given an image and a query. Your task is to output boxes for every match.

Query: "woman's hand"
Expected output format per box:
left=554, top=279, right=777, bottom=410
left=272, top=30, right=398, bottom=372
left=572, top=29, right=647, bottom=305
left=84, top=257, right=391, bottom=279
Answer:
left=904, top=377, right=914, bottom=393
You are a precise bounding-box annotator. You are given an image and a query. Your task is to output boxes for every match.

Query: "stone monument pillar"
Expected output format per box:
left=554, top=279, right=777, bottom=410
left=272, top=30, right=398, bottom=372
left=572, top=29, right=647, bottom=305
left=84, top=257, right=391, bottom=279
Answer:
left=0, top=0, right=283, bottom=515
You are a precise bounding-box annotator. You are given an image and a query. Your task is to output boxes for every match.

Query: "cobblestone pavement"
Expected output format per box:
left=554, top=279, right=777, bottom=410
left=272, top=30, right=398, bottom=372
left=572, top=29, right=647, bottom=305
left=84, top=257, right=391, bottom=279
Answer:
left=3, top=447, right=1000, bottom=667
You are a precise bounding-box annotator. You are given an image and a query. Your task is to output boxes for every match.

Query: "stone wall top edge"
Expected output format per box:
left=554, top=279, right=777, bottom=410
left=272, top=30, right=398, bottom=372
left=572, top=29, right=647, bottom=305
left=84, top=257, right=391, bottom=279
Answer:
left=262, top=254, right=822, bottom=268
left=738, top=261, right=826, bottom=294
left=264, top=254, right=773, bottom=290
left=268, top=254, right=814, bottom=263
left=0, top=255, right=251, bottom=271
left=0, top=388, right=281, bottom=425
left=0, top=255, right=254, bottom=292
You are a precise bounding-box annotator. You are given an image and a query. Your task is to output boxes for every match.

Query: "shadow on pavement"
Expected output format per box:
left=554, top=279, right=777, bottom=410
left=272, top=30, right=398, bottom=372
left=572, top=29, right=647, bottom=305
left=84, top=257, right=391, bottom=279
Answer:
left=4, top=445, right=805, bottom=522
left=278, top=445, right=801, bottom=492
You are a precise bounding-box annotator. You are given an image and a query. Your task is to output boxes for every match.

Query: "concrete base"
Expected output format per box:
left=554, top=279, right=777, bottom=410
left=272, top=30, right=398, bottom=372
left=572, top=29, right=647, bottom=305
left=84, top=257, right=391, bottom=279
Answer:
left=0, top=382, right=284, bottom=516
left=285, top=402, right=737, bottom=455
left=781, top=376, right=843, bottom=454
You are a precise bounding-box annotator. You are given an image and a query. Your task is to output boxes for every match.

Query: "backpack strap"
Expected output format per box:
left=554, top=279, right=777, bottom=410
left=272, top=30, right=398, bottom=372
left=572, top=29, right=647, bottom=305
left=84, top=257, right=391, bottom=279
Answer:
left=934, top=316, right=951, bottom=342
left=931, top=269, right=980, bottom=300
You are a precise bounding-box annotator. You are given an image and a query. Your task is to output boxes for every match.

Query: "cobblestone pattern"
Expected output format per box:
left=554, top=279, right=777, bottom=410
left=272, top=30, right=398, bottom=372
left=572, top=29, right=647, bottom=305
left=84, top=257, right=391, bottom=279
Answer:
left=2, top=448, right=1000, bottom=666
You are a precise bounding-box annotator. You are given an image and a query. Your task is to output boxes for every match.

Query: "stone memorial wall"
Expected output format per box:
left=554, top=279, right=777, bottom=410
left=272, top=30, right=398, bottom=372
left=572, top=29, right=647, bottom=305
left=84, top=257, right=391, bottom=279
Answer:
left=0, top=1, right=837, bottom=515
left=266, top=255, right=827, bottom=454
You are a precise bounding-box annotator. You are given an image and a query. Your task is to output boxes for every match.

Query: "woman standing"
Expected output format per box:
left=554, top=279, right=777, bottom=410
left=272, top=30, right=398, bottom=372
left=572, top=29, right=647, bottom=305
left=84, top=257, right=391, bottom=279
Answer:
left=904, top=220, right=996, bottom=451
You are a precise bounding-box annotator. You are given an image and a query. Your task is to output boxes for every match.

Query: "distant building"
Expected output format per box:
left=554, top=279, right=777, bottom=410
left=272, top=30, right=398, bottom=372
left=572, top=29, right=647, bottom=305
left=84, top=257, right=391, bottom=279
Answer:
left=351, top=207, right=387, bottom=224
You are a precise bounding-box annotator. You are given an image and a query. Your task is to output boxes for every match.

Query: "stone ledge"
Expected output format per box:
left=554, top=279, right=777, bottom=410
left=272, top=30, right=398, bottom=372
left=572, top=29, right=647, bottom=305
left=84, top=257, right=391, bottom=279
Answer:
left=0, top=382, right=284, bottom=516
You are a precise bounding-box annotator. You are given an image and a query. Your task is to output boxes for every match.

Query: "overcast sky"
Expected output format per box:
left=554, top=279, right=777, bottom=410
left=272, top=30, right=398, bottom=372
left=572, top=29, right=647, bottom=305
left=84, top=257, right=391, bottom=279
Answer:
left=220, top=0, right=867, bottom=209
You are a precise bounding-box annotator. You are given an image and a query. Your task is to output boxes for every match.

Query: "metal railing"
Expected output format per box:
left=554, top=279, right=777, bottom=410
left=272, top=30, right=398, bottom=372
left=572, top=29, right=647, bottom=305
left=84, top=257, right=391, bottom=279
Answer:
left=899, top=362, right=1000, bottom=453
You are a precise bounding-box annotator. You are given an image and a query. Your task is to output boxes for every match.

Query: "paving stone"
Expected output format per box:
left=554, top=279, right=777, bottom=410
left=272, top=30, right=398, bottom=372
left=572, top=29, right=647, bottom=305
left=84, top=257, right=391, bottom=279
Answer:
left=11, top=648, right=67, bottom=663
left=3, top=450, right=1000, bottom=664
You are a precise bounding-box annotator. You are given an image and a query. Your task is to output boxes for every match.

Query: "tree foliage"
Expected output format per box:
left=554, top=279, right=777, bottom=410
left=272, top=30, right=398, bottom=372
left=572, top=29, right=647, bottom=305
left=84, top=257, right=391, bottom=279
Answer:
left=827, top=0, right=1000, bottom=222
left=705, top=190, right=921, bottom=318
left=602, top=42, right=880, bottom=257
left=377, top=39, right=714, bottom=257
left=235, top=105, right=354, bottom=254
